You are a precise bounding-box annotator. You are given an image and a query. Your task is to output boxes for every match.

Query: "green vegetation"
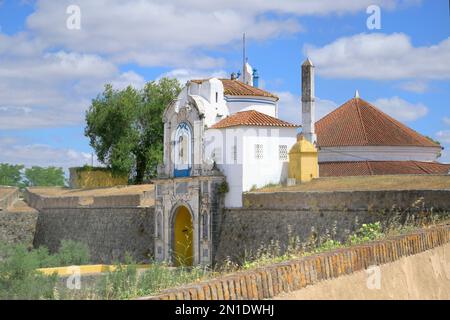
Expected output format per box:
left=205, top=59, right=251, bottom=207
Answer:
left=25, top=166, right=65, bottom=187
left=348, top=222, right=383, bottom=245
left=97, top=260, right=209, bottom=300
left=0, top=214, right=447, bottom=299
left=0, top=163, right=65, bottom=188
left=0, top=240, right=90, bottom=299
left=0, top=164, right=25, bottom=188
left=85, top=78, right=182, bottom=184
left=74, top=165, right=112, bottom=174
left=217, top=181, right=229, bottom=194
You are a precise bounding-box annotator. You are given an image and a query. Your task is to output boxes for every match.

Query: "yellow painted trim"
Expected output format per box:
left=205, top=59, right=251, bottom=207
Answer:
left=37, top=264, right=150, bottom=276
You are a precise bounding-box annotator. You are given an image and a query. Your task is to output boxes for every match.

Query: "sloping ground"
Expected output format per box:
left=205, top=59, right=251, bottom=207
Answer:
left=275, top=243, right=449, bottom=300
left=0, top=186, right=19, bottom=210
left=257, top=175, right=450, bottom=193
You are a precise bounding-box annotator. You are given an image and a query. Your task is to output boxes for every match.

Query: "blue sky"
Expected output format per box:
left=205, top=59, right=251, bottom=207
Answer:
left=0, top=0, right=449, bottom=169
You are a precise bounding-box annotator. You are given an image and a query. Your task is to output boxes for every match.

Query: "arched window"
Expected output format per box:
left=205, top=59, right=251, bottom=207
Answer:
left=202, top=212, right=209, bottom=240
left=174, top=122, right=192, bottom=177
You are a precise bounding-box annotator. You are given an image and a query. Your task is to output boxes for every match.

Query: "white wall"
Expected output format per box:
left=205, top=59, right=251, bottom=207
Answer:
left=204, top=126, right=296, bottom=208
left=242, top=127, right=296, bottom=194
left=185, top=79, right=229, bottom=128
left=226, top=97, right=277, bottom=118
left=319, top=146, right=442, bottom=163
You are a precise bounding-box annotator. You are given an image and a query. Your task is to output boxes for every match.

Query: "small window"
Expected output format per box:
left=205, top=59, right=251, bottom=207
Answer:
left=255, top=144, right=263, bottom=160
left=215, top=92, right=218, bottom=103
left=279, top=145, right=288, bottom=161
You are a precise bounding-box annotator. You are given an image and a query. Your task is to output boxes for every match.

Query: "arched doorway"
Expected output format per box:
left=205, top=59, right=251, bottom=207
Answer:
left=172, top=206, right=193, bottom=266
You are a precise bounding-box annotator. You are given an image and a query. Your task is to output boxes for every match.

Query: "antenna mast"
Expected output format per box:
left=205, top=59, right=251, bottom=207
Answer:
left=242, top=33, right=246, bottom=83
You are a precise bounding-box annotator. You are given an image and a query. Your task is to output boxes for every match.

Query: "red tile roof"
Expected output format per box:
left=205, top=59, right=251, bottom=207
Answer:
left=211, top=110, right=298, bottom=129
left=319, top=161, right=450, bottom=177
left=190, top=79, right=279, bottom=100
left=316, top=98, right=440, bottom=148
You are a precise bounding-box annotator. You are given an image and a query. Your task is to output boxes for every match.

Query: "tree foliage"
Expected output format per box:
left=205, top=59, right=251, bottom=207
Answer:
left=24, top=166, right=65, bottom=187
left=0, top=163, right=24, bottom=187
left=85, top=78, right=181, bottom=183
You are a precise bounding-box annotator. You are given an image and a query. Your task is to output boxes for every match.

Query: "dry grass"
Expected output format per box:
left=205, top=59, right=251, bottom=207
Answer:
left=28, top=184, right=154, bottom=198
left=257, top=175, right=450, bottom=193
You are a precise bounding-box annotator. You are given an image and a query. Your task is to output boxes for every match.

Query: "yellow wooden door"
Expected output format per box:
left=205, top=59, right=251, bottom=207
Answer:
left=173, top=206, right=193, bottom=266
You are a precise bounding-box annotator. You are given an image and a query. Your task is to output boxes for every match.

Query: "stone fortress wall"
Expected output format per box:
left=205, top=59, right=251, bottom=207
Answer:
left=2, top=186, right=450, bottom=265
left=214, top=189, right=450, bottom=263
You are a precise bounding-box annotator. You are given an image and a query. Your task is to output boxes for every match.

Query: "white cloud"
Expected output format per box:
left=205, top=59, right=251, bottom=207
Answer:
left=0, top=1, right=426, bottom=130
left=25, top=0, right=414, bottom=68
left=0, top=136, right=93, bottom=169
left=158, top=68, right=228, bottom=85
left=372, top=96, right=428, bottom=121
left=276, top=91, right=337, bottom=125
left=443, top=117, right=450, bottom=126
left=436, top=130, right=450, bottom=144
left=398, top=80, right=428, bottom=93
left=0, top=33, right=146, bottom=129
left=305, top=33, right=450, bottom=80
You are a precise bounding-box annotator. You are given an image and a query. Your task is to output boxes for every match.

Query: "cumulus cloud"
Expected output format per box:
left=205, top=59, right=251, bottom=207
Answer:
left=305, top=33, right=450, bottom=80
left=158, top=68, right=228, bottom=85
left=25, top=0, right=413, bottom=68
left=443, top=117, right=450, bottom=126
left=276, top=91, right=337, bottom=125
left=0, top=33, right=146, bottom=129
left=0, top=136, right=93, bottom=169
left=372, top=96, right=428, bottom=121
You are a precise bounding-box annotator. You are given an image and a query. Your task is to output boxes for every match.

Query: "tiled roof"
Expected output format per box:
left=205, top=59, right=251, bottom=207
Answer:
left=319, top=161, right=450, bottom=177
left=190, top=79, right=279, bottom=100
left=315, top=98, right=440, bottom=148
left=211, top=110, right=298, bottom=129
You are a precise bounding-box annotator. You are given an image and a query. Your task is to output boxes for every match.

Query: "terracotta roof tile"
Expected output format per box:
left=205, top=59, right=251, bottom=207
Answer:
left=319, top=161, right=450, bottom=177
left=190, top=79, right=279, bottom=100
left=211, top=110, right=298, bottom=129
left=316, top=98, right=439, bottom=148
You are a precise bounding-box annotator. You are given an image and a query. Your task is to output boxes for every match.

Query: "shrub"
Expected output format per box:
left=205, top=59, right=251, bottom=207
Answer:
left=56, top=240, right=90, bottom=266
left=98, top=257, right=138, bottom=300
left=0, top=243, right=58, bottom=299
left=348, top=222, right=383, bottom=245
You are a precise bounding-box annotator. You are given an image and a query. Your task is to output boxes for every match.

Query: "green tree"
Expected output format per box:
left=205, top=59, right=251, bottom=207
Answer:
left=85, top=78, right=181, bottom=184
left=24, top=166, right=65, bottom=187
left=0, top=163, right=24, bottom=187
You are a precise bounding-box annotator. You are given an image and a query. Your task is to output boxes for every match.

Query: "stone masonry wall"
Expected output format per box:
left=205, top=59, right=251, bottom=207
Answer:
left=210, top=189, right=450, bottom=263
left=0, top=210, right=38, bottom=247
left=33, top=207, right=155, bottom=263
left=139, top=224, right=450, bottom=300
left=243, top=189, right=450, bottom=211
